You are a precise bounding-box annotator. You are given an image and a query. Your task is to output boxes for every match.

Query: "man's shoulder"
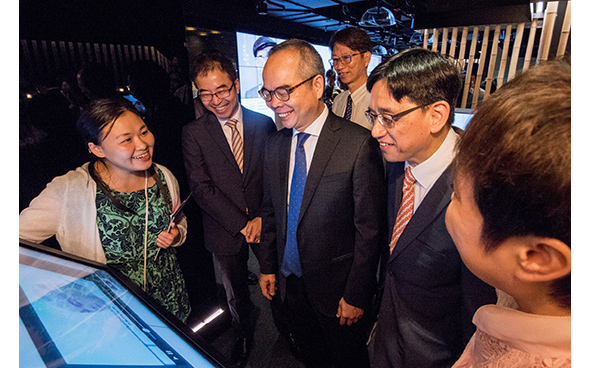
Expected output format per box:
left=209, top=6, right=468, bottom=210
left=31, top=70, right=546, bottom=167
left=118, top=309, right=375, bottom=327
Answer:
left=326, top=111, right=371, bottom=136
left=242, top=106, right=274, bottom=123
left=184, top=112, right=216, bottom=131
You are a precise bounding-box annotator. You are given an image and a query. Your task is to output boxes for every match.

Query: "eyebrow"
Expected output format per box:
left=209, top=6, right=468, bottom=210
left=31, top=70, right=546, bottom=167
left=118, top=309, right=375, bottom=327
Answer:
left=199, top=84, right=231, bottom=92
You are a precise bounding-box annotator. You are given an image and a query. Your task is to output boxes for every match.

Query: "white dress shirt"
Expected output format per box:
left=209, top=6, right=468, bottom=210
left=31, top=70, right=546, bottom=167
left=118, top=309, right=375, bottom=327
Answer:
left=406, top=128, right=459, bottom=212
left=287, top=105, right=329, bottom=204
left=217, top=104, right=244, bottom=147
left=331, top=85, right=372, bottom=130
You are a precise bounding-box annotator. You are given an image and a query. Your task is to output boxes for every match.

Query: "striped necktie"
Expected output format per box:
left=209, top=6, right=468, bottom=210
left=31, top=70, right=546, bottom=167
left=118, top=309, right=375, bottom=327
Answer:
left=389, top=167, right=416, bottom=253
left=225, top=118, right=244, bottom=173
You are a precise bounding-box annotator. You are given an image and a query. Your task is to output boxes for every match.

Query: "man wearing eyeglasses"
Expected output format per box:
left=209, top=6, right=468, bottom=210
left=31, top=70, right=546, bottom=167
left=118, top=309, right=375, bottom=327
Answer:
left=329, top=27, right=373, bottom=130
left=181, top=52, right=276, bottom=367
left=366, top=48, right=496, bottom=368
left=257, top=39, right=385, bottom=368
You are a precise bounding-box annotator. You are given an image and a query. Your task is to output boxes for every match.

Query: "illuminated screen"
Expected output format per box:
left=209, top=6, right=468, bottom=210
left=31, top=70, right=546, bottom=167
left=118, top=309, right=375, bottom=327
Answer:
left=236, top=31, right=382, bottom=120
left=453, top=108, right=475, bottom=130
left=19, top=245, right=222, bottom=368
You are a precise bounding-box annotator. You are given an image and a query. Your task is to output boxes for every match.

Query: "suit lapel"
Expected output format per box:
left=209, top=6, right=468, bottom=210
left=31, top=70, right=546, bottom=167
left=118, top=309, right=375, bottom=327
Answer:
left=389, top=165, right=454, bottom=261
left=242, top=109, right=255, bottom=178
left=298, top=114, right=340, bottom=222
left=205, top=115, right=240, bottom=172
left=277, top=129, right=293, bottom=223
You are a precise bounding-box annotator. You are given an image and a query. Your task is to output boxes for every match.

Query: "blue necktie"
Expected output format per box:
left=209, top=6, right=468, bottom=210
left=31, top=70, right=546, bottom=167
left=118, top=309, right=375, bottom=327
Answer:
left=281, top=132, right=310, bottom=277
left=344, top=94, right=353, bottom=120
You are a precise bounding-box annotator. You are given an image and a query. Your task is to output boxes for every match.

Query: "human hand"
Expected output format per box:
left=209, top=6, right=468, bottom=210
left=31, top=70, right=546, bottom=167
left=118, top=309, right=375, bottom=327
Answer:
left=336, top=297, right=364, bottom=326
left=259, top=273, right=276, bottom=300
left=240, top=217, right=262, bottom=243
left=156, top=222, right=179, bottom=249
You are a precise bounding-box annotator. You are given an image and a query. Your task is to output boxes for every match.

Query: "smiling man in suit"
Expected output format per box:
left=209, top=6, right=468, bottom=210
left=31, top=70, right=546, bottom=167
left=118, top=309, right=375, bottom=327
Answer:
left=367, top=48, right=496, bottom=368
left=182, top=52, right=276, bottom=367
left=257, top=39, right=386, bottom=368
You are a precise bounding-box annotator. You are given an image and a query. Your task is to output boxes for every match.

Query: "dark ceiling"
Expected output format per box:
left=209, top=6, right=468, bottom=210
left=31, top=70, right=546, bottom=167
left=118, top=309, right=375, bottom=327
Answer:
left=21, top=0, right=535, bottom=58
left=182, top=0, right=533, bottom=51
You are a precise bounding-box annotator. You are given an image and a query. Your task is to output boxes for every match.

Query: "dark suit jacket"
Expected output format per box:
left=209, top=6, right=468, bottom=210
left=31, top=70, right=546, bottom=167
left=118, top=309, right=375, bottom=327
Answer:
left=374, top=159, right=497, bottom=368
left=258, top=111, right=386, bottom=316
left=182, top=107, right=276, bottom=256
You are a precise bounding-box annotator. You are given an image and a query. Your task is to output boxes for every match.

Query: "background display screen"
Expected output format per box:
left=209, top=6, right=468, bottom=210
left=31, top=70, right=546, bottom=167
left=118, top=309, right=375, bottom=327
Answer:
left=19, top=244, right=224, bottom=368
left=236, top=31, right=382, bottom=120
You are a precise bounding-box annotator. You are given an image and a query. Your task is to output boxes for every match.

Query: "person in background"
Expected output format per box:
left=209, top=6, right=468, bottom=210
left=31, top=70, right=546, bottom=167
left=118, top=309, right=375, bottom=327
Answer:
left=322, top=69, right=341, bottom=110
left=446, top=60, right=571, bottom=367
left=182, top=52, right=276, bottom=367
left=76, top=62, right=118, bottom=102
left=329, top=27, right=373, bottom=130
left=258, top=39, right=385, bottom=368
left=245, top=36, right=277, bottom=98
left=367, top=48, right=496, bottom=367
left=19, top=98, right=191, bottom=323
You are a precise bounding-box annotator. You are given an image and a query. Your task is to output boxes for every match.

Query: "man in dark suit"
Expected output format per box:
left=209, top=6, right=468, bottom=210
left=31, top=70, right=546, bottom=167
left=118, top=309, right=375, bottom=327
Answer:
left=182, top=52, right=276, bottom=367
left=257, top=39, right=386, bottom=368
left=366, top=48, right=497, bottom=367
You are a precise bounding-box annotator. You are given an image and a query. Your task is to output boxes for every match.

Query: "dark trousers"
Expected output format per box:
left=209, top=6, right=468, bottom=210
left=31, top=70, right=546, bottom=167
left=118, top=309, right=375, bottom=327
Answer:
left=214, top=243, right=255, bottom=338
left=274, top=275, right=370, bottom=368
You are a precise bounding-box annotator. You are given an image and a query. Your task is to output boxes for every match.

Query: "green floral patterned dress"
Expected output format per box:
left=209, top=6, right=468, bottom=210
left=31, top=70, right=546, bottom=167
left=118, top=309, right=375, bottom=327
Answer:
left=95, top=169, right=191, bottom=323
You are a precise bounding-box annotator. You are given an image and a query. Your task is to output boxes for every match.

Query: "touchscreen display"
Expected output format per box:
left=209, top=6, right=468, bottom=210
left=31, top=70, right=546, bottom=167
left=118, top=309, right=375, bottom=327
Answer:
left=19, top=246, right=221, bottom=367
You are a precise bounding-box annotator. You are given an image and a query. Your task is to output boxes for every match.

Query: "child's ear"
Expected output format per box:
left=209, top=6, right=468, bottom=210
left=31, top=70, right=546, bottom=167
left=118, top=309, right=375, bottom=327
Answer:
left=515, top=236, right=571, bottom=282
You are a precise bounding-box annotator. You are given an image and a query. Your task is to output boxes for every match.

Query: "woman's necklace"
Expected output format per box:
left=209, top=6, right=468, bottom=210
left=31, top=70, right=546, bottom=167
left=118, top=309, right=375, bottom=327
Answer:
left=143, top=169, right=149, bottom=292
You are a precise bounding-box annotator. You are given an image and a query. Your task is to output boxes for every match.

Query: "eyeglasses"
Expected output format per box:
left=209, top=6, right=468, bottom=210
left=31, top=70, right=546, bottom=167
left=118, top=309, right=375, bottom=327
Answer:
left=199, top=82, right=235, bottom=102
left=365, top=102, right=433, bottom=129
left=329, top=53, right=362, bottom=66
left=258, top=75, right=317, bottom=102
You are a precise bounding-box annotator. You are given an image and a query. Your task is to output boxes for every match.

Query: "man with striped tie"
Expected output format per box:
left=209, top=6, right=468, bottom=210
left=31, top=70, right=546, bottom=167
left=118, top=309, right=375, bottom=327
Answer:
left=182, top=52, right=276, bottom=367
left=366, top=48, right=496, bottom=368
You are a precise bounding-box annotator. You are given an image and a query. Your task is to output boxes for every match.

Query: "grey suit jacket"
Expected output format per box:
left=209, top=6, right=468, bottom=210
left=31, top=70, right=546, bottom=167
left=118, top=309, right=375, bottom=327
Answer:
left=182, top=107, right=276, bottom=256
left=258, top=111, right=387, bottom=316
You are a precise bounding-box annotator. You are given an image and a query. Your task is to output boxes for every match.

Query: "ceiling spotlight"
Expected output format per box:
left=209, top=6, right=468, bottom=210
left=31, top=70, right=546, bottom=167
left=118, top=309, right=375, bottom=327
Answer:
left=256, top=1, right=268, bottom=16
left=372, top=45, right=388, bottom=55
left=359, top=2, right=396, bottom=28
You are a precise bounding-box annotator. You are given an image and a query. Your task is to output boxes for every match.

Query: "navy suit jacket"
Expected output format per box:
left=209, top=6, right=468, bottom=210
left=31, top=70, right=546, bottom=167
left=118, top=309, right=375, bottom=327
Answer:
left=374, top=156, right=497, bottom=368
left=182, top=107, right=276, bottom=256
left=258, top=111, right=386, bottom=316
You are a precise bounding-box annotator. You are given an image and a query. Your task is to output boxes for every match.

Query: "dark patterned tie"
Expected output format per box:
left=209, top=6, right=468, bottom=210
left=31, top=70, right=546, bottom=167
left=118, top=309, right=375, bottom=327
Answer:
left=344, top=94, right=353, bottom=121
left=281, top=132, right=310, bottom=277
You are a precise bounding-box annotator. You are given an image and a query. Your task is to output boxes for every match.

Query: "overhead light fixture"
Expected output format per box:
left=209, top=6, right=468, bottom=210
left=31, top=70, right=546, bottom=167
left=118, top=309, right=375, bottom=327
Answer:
left=372, top=45, right=388, bottom=55
left=256, top=1, right=268, bottom=16
left=359, top=2, right=396, bottom=28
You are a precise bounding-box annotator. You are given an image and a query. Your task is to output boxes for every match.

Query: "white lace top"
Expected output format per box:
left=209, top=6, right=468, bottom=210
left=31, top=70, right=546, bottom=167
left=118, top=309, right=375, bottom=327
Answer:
left=453, top=290, right=571, bottom=368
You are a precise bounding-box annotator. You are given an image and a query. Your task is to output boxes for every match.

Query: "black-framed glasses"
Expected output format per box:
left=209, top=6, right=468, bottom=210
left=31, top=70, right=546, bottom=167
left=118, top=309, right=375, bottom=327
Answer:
left=329, top=53, right=362, bottom=66
left=365, top=102, right=433, bottom=129
left=199, top=82, right=235, bottom=102
left=258, top=75, right=317, bottom=102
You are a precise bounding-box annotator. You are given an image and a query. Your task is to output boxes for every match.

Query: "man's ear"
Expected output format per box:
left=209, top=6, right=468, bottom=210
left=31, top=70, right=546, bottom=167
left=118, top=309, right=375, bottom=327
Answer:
left=515, top=236, right=571, bottom=282
left=313, top=74, right=324, bottom=99
left=362, top=51, right=372, bottom=68
left=429, top=100, right=450, bottom=135
left=234, top=78, right=240, bottom=95
left=88, top=142, right=105, bottom=158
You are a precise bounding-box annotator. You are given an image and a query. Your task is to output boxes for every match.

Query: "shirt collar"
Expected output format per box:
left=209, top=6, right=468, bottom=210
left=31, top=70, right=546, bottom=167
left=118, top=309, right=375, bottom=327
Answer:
left=407, top=128, right=459, bottom=189
left=293, top=105, right=328, bottom=138
left=349, top=82, right=369, bottom=103
left=217, top=104, right=243, bottom=126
